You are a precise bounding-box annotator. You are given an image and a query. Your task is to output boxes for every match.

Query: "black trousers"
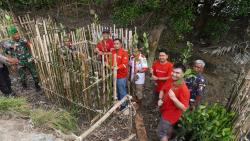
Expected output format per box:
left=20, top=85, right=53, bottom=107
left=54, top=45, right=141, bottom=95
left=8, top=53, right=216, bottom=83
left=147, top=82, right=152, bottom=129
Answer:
left=0, top=65, right=12, bottom=95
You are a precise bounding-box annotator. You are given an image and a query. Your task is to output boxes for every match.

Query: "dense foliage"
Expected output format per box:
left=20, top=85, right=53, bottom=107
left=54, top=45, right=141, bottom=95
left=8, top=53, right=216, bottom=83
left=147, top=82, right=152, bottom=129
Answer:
left=111, top=0, right=250, bottom=41
left=176, top=104, right=235, bottom=141
left=0, top=0, right=249, bottom=41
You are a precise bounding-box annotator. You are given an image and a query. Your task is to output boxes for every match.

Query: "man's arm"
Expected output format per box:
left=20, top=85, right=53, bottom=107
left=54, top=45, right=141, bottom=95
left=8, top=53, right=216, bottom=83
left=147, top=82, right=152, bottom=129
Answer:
left=157, top=76, right=171, bottom=81
left=0, top=54, right=18, bottom=65
left=117, top=51, right=128, bottom=70
left=158, top=90, right=164, bottom=107
left=194, top=78, right=206, bottom=106
left=168, top=89, right=188, bottom=111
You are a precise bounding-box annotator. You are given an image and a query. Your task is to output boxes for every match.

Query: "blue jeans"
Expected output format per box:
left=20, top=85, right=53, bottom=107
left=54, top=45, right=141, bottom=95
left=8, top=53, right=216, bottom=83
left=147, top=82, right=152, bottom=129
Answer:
left=117, top=78, right=127, bottom=108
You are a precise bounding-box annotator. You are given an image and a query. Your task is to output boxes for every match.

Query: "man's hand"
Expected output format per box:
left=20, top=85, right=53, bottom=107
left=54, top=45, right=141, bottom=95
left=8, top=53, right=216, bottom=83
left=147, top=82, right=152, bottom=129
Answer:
left=98, top=51, right=103, bottom=55
left=168, top=89, right=177, bottom=101
left=111, top=66, right=118, bottom=70
left=150, top=68, right=153, bottom=74
left=151, top=75, right=158, bottom=81
left=11, top=44, right=17, bottom=50
left=6, top=57, right=19, bottom=65
left=158, top=99, right=163, bottom=107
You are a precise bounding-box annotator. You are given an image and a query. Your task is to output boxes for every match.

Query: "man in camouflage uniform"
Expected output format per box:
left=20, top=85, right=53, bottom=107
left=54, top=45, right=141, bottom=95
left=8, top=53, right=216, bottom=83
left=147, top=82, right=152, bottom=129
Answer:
left=4, top=26, right=41, bottom=91
left=60, top=36, right=77, bottom=62
left=185, top=60, right=206, bottom=109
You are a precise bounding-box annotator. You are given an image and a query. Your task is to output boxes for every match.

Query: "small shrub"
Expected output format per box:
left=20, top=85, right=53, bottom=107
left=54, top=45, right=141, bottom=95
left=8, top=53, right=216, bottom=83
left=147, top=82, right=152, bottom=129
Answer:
left=176, top=103, right=235, bottom=141
left=179, top=41, right=193, bottom=66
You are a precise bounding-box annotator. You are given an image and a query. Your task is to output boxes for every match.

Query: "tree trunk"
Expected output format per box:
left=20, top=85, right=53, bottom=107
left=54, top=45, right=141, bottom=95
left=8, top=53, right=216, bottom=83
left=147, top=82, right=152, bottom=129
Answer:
left=148, top=24, right=166, bottom=67
left=194, top=0, right=215, bottom=37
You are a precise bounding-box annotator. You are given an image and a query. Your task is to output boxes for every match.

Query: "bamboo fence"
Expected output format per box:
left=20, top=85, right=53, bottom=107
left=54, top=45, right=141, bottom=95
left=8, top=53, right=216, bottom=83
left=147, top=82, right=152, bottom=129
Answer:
left=227, top=70, right=250, bottom=140
left=16, top=14, right=136, bottom=122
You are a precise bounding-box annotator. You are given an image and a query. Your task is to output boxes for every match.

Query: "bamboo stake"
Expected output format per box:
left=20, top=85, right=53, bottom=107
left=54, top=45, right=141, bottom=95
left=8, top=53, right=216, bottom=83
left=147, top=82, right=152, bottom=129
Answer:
left=76, top=95, right=131, bottom=141
left=113, top=53, right=118, bottom=101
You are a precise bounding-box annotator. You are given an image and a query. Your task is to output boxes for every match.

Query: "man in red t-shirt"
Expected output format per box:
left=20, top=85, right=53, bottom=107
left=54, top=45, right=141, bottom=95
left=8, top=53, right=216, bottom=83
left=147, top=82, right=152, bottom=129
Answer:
left=151, top=49, right=173, bottom=104
left=111, top=38, right=128, bottom=109
left=95, top=29, right=114, bottom=61
left=157, top=63, right=190, bottom=141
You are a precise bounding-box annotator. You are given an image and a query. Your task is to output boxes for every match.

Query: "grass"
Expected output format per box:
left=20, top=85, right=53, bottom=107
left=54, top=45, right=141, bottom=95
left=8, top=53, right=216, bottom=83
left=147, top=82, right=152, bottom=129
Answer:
left=31, top=109, right=79, bottom=134
left=0, top=96, right=79, bottom=134
left=0, top=96, right=30, bottom=116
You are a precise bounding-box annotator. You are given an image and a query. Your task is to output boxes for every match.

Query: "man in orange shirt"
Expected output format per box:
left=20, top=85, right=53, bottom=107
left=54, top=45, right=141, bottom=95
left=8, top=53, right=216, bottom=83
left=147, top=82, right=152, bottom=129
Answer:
left=157, top=63, right=190, bottom=141
left=111, top=38, right=128, bottom=108
left=151, top=49, right=173, bottom=104
left=95, top=29, right=114, bottom=61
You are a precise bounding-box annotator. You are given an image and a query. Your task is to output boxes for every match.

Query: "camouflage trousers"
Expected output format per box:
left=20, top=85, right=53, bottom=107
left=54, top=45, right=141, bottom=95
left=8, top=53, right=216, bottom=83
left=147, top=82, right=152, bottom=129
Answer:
left=18, top=62, right=39, bottom=84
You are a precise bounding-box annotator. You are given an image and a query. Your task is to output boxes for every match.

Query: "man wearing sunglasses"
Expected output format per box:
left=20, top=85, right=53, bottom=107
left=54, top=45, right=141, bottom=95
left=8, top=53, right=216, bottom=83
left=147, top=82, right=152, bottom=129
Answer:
left=185, top=60, right=206, bottom=108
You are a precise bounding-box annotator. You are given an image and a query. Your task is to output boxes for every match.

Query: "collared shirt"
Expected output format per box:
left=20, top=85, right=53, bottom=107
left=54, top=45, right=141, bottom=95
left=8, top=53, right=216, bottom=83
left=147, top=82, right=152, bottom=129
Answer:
left=185, top=72, right=206, bottom=101
left=129, top=53, right=148, bottom=84
left=96, top=39, right=114, bottom=52
left=3, top=38, right=31, bottom=65
left=112, top=48, right=128, bottom=78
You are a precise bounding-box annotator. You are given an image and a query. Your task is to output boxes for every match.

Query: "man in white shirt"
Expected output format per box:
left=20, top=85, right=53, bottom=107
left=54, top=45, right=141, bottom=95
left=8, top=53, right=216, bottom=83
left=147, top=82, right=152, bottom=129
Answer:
left=129, top=46, right=148, bottom=109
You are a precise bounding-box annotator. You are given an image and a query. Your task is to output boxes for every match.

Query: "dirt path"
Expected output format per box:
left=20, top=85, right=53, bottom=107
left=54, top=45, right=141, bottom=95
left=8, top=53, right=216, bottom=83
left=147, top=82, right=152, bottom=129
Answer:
left=0, top=119, right=63, bottom=141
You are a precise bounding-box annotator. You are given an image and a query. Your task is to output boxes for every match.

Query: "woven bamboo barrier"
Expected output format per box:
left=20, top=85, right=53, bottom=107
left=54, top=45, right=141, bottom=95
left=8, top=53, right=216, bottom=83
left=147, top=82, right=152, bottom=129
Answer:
left=16, top=14, right=136, bottom=121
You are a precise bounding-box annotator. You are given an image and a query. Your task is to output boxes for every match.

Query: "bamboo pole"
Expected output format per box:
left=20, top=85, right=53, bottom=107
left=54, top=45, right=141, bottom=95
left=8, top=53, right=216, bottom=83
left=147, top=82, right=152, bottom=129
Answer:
left=113, top=53, right=118, bottom=101
left=76, top=95, right=132, bottom=141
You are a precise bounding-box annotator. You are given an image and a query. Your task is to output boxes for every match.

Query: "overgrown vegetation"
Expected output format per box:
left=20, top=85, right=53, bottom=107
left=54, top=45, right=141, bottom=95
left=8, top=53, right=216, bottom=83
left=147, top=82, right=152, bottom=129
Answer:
left=176, top=104, right=235, bottom=141
left=1, top=0, right=249, bottom=42
left=111, top=0, right=249, bottom=42
left=0, top=97, right=78, bottom=134
left=0, top=97, right=30, bottom=116
left=31, top=109, right=79, bottom=134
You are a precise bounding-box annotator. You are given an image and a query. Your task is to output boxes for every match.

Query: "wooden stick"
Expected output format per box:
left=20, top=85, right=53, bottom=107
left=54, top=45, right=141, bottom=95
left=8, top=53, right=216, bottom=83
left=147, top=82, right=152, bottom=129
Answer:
left=76, top=95, right=131, bottom=141
left=113, top=53, right=118, bottom=101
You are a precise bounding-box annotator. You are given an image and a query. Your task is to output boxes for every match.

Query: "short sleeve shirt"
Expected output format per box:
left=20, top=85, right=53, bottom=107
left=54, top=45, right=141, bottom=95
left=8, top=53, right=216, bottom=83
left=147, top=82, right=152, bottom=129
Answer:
left=129, top=53, right=148, bottom=84
left=152, top=60, right=173, bottom=92
left=160, top=78, right=190, bottom=125
left=96, top=39, right=114, bottom=52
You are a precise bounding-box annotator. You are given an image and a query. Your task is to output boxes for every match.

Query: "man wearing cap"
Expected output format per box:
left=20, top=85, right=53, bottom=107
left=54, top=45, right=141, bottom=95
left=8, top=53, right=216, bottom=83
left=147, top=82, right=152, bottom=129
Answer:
left=129, top=46, right=148, bottom=109
left=95, top=29, right=114, bottom=61
left=185, top=60, right=206, bottom=108
left=4, top=26, right=41, bottom=91
left=0, top=52, right=18, bottom=96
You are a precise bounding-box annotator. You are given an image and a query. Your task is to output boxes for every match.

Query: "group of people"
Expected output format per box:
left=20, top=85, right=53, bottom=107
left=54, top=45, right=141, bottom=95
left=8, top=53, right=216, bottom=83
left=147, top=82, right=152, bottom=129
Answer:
left=0, top=27, right=206, bottom=141
left=0, top=26, right=41, bottom=97
left=95, top=29, right=206, bottom=141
